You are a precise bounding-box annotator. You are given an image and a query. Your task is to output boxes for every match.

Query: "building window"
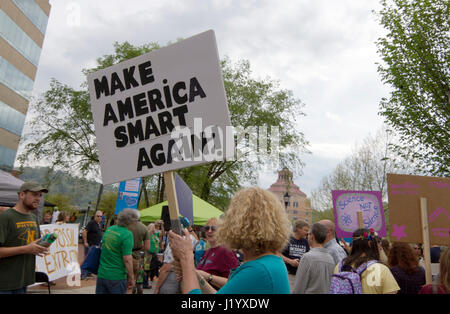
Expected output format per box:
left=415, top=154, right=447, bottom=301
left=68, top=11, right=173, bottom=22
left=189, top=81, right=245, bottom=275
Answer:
left=12, top=0, right=49, bottom=35
left=0, top=9, right=42, bottom=66
left=0, top=56, right=34, bottom=100
left=293, top=210, right=298, bottom=214
left=0, top=100, right=25, bottom=136
left=0, top=144, right=17, bottom=172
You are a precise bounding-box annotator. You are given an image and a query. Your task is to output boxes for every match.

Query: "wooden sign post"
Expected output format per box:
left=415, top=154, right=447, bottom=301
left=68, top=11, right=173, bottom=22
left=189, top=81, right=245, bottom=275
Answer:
left=357, top=211, right=364, bottom=229
left=420, top=197, right=433, bottom=284
left=331, top=190, right=387, bottom=239
left=163, top=171, right=183, bottom=235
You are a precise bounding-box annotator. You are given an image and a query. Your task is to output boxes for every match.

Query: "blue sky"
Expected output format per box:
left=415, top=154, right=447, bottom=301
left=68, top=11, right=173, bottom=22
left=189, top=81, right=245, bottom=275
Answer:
left=18, top=0, right=391, bottom=196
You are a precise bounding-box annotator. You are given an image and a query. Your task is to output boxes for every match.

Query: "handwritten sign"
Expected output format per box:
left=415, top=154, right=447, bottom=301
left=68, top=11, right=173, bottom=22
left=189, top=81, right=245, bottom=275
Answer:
left=332, top=190, right=386, bottom=238
left=387, top=174, right=450, bottom=245
left=36, top=224, right=80, bottom=281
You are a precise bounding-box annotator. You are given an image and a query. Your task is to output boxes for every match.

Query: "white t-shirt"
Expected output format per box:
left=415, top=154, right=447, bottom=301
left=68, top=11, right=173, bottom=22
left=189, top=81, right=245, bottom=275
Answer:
left=163, top=234, right=197, bottom=264
left=51, top=211, right=60, bottom=224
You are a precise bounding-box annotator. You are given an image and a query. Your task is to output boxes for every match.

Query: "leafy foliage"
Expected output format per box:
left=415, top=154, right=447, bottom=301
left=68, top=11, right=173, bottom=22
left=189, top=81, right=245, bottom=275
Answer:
left=374, top=0, right=450, bottom=176
left=18, top=80, right=98, bottom=177
left=312, top=208, right=334, bottom=223
left=97, top=191, right=117, bottom=218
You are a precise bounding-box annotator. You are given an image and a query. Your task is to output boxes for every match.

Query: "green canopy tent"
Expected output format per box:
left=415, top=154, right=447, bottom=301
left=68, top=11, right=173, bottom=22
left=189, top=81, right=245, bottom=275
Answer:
left=139, top=195, right=224, bottom=226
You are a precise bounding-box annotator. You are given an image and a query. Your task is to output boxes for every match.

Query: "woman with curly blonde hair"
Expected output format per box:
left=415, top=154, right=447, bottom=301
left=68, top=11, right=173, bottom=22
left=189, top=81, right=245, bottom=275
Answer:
left=169, top=187, right=292, bottom=294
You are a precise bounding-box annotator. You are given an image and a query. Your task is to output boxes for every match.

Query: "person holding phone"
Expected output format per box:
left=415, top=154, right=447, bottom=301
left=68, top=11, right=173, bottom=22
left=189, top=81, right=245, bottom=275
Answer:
left=0, top=182, right=49, bottom=294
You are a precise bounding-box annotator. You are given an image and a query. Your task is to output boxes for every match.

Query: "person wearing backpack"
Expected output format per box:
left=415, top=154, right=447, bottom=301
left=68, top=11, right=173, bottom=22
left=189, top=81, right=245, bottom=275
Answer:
left=330, top=228, right=400, bottom=294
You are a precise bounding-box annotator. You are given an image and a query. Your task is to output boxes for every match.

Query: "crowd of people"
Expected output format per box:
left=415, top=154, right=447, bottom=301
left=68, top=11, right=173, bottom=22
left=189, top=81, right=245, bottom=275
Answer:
left=0, top=181, right=448, bottom=295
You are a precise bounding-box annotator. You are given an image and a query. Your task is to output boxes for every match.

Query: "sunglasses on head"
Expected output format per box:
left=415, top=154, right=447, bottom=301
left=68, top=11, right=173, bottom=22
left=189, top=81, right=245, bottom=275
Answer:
left=204, top=225, right=217, bottom=231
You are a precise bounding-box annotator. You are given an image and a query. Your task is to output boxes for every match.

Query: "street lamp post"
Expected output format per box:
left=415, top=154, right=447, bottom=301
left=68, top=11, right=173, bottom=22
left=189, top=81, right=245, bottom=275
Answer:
left=83, top=201, right=91, bottom=228
left=283, top=192, right=290, bottom=211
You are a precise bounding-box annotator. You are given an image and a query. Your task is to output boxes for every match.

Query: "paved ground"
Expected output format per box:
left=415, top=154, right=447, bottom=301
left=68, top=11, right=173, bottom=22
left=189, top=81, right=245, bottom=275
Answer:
left=27, top=276, right=157, bottom=294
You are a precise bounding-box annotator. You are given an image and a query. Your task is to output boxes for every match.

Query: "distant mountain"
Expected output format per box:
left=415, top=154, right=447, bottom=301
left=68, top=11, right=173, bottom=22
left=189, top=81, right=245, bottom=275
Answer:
left=18, top=166, right=117, bottom=208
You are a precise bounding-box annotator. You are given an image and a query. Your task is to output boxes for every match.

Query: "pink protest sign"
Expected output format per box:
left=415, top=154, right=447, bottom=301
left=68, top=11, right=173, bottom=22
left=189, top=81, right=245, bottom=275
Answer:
left=332, top=190, right=387, bottom=238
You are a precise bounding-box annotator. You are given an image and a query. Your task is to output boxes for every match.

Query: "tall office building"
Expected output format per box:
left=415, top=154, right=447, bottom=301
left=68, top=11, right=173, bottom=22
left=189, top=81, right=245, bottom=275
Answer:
left=0, top=0, right=51, bottom=171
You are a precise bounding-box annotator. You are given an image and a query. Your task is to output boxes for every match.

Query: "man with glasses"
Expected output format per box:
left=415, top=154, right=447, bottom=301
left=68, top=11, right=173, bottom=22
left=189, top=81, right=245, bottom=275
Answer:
left=81, top=210, right=103, bottom=280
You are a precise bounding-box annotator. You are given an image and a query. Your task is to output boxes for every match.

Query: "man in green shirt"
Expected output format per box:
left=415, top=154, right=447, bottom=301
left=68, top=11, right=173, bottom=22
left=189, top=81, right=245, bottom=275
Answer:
left=96, top=209, right=139, bottom=294
left=0, top=181, right=49, bottom=294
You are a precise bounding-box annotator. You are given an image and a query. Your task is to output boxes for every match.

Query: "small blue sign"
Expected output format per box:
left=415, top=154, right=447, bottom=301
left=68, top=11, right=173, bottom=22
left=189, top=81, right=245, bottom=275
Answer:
left=115, top=178, right=142, bottom=215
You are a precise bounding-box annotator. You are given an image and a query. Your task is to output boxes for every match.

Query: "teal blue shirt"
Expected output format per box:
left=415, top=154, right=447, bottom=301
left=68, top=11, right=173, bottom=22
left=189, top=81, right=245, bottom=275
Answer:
left=189, top=255, right=290, bottom=294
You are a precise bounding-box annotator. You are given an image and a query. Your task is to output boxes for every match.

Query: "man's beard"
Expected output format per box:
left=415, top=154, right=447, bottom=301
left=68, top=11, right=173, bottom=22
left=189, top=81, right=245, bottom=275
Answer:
left=23, top=199, right=39, bottom=211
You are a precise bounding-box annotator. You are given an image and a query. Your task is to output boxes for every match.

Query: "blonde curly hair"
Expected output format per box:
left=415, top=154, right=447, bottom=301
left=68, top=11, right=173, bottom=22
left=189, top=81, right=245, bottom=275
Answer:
left=216, top=187, right=291, bottom=256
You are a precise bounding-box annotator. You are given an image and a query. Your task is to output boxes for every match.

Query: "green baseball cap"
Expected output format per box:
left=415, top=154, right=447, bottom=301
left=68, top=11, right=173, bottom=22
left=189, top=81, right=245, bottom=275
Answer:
left=19, top=181, right=48, bottom=193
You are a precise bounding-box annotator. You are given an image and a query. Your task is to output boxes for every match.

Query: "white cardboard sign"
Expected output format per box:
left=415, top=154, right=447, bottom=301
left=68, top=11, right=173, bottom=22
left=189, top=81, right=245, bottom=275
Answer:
left=36, top=223, right=80, bottom=282
left=88, top=30, right=232, bottom=184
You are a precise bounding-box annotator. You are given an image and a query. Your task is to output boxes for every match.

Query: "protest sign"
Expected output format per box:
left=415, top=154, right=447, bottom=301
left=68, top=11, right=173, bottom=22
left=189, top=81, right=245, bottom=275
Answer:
left=115, top=177, right=142, bottom=214
left=332, top=190, right=386, bottom=238
left=87, top=30, right=233, bottom=185
left=387, top=173, right=450, bottom=245
left=36, top=223, right=80, bottom=281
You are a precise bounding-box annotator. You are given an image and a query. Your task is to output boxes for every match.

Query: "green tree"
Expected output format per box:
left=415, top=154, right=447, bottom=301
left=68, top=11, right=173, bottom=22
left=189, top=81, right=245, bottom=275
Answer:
left=97, top=191, right=117, bottom=221
left=374, top=0, right=450, bottom=177
left=18, top=79, right=97, bottom=177
left=312, top=208, right=334, bottom=224
left=45, top=193, right=76, bottom=214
